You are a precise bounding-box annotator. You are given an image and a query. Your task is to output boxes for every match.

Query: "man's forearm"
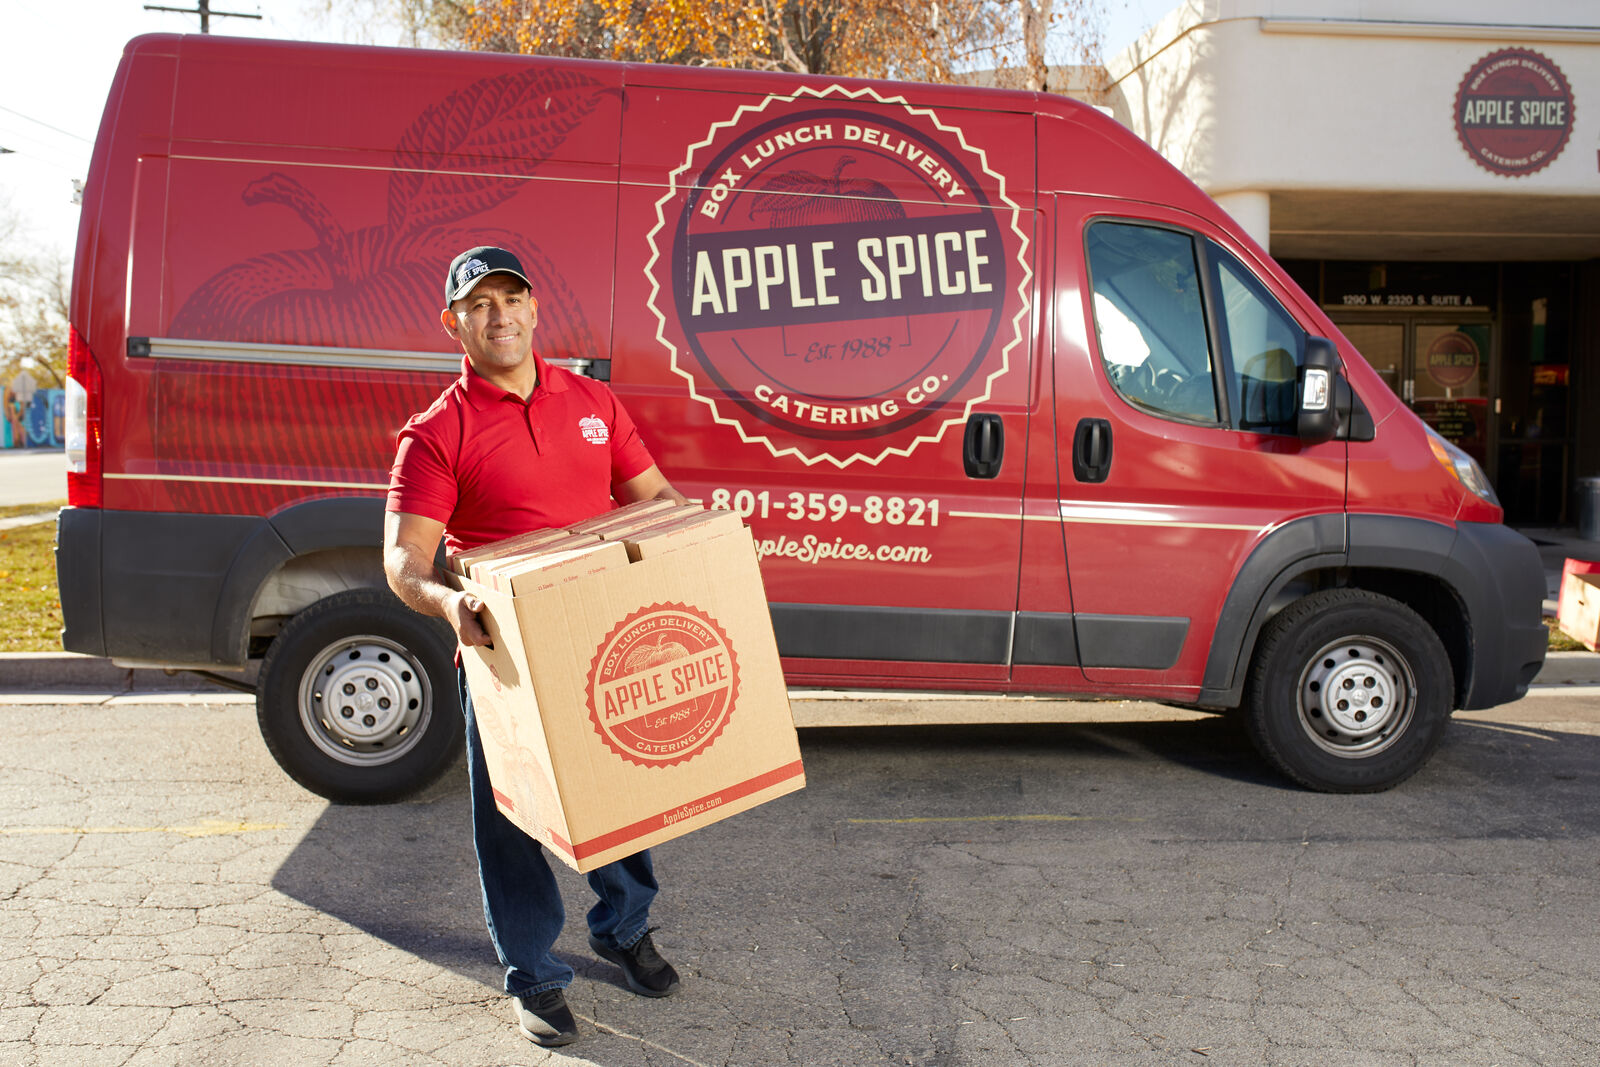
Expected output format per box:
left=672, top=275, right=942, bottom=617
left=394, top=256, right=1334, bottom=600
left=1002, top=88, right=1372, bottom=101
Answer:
left=385, top=543, right=457, bottom=620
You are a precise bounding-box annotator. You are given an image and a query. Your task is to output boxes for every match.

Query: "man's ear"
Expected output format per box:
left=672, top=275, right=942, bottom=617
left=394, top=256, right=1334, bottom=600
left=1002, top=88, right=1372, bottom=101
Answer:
left=529, top=296, right=538, bottom=331
left=439, top=307, right=459, bottom=339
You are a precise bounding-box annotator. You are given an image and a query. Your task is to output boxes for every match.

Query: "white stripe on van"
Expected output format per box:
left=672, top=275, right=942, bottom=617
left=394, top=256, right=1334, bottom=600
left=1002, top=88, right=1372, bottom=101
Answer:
left=1057, top=502, right=1263, bottom=531
left=104, top=473, right=385, bottom=490
left=952, top=507, right=1261, bottom=531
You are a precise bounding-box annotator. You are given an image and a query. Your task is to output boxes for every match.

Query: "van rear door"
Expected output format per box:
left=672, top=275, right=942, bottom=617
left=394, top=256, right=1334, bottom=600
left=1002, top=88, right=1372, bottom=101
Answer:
left=612, top=79, right=1040, bottom=686
left=1052, top=199, right=1347, bottom=698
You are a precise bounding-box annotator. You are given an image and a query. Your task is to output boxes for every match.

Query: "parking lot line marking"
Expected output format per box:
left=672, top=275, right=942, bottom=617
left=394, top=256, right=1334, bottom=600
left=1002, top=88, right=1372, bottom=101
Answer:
left=0, top=819, right=286, bottom=837
left=846, top=814, right=1146, bottom=825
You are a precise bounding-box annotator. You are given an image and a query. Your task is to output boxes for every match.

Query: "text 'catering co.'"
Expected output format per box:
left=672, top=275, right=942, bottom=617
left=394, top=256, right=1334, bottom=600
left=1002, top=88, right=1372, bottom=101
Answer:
left=645, top=86, right=1032, bottom=467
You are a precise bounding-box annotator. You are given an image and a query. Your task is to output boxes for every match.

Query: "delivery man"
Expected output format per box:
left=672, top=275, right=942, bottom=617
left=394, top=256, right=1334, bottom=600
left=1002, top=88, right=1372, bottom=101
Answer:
left=383, top=246, right=688, bottom=1047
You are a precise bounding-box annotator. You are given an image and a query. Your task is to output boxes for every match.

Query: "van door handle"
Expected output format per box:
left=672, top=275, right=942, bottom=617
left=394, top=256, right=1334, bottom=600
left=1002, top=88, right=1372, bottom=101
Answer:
left=963, top=413, right=1004, bottom=478
left=1072, top=418, right=1113, bottom=483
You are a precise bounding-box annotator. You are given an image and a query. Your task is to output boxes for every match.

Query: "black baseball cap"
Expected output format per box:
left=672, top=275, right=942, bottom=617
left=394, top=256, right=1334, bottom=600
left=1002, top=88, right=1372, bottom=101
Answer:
left=444, top=246, right=532, bottom=306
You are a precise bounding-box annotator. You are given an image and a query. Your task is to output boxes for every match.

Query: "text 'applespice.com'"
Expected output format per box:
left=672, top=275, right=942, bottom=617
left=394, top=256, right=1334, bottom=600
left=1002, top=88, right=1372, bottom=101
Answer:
left=754, top=534, right=933, bottom=566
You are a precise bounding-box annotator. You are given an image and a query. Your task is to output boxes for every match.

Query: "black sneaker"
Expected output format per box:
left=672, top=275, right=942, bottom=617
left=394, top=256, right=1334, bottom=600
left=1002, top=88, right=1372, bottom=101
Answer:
left=513, top=988, right=578, bottom=1047
left=589, top=929, right=681, bottom=998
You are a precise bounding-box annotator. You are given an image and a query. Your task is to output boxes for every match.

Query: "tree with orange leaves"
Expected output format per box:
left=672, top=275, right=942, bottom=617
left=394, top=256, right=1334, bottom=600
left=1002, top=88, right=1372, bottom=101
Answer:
left=422, top=0, right=1104, bottom=85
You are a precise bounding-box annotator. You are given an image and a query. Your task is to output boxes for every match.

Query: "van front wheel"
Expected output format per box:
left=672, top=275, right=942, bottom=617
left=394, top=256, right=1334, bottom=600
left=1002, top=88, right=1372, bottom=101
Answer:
left=257, top=589, right=464, bottom=804
left=1244, top=590, right=1453, bottom=793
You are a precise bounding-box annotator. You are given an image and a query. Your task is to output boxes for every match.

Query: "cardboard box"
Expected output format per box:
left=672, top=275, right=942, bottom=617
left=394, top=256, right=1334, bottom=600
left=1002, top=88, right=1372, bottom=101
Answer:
left=451, top=526, right=585, bottom=578
left=458, top=523, right=804, bottom=872
left=1558, top=568, right=1600, bottom=652
left=472, top=535, right=608, bottom=592
left=492, top=539, right=630, bottom=595
left=565, top=497, right=687, bottom=536
left=613, top=508, right=746, bottom=561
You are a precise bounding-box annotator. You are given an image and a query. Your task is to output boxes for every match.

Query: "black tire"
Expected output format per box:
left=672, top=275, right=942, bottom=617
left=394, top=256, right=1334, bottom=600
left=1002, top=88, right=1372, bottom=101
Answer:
left=1243, top=589, right=1453, bottom=793
left=257, top=588, right=463, bottom=804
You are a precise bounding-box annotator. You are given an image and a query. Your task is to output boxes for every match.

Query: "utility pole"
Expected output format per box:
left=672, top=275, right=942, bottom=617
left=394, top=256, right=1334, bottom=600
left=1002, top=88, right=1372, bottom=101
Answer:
left=144, top=0, right=262, bottom=34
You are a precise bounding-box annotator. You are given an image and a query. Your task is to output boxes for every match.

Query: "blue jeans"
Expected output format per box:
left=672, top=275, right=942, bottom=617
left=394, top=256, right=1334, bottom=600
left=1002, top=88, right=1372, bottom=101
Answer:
left=458, top=668, right=659, bottom=996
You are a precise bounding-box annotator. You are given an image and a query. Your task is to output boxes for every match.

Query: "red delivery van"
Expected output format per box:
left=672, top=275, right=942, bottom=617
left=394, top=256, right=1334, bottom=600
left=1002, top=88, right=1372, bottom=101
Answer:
left=60, top=34, right=1547, bottom=801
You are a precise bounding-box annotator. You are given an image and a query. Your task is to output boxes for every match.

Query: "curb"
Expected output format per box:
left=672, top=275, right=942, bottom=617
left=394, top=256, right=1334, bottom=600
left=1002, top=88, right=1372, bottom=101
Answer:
left=3, top=650, right=1597, bottom=694
left=0, top=652, right=248, bottom=693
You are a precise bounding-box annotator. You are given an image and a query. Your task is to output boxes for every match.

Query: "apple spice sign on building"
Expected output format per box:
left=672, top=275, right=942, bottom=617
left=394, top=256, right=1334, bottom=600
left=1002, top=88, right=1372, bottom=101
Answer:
left=1455, top=49, right=1575, bottom=177
left=645, top=85, right=1033, bottom=468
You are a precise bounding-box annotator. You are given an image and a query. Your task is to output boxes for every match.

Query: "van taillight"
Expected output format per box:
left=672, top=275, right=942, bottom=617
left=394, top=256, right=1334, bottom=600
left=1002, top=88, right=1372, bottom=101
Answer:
left=65, top=326, right=102, bottom=508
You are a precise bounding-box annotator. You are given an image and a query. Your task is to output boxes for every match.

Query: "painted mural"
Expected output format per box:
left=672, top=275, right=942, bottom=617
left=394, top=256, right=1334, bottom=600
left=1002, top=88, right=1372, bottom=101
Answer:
left=2, top=372, right=64, bottom=449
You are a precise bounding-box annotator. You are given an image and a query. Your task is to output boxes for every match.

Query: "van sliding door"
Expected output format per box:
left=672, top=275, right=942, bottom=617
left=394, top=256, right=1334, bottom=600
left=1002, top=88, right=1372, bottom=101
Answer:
left=610, top=78, right=1040, bottom=685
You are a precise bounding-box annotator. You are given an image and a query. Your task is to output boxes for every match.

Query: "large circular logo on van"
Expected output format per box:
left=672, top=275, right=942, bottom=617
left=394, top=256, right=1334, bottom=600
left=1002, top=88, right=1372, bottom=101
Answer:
left=645, top=85, right=1031, bottom=467
left=1455, top=49, right=1574, bottom=177
left=586, top=603, right=739, bottom=767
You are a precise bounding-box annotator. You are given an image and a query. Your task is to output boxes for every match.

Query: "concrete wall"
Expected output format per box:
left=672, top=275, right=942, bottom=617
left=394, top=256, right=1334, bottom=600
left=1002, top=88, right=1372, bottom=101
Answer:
left=1101, top=1, right=1600, bottom=253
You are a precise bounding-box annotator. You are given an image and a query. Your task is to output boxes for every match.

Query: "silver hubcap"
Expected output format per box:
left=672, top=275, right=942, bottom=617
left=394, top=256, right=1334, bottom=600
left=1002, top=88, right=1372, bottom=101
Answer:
left=298, top=635, right=432, bottom=766
left=1297, top=635, right=1415, bottom=758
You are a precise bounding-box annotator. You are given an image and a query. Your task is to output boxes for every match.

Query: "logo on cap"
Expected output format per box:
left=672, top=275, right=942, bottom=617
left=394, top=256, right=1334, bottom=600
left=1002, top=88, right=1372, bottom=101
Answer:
left=457, top=258, right=491, bottom=286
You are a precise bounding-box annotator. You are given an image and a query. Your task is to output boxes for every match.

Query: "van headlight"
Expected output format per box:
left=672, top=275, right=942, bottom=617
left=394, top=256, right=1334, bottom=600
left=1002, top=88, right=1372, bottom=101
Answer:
left=1426, top=426, right=1498, bottom=507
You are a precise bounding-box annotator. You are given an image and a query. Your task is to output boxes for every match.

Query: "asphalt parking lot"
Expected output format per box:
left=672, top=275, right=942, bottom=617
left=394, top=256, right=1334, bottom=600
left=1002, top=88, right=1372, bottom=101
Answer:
left=2, top=690, right=1598, bottom=1066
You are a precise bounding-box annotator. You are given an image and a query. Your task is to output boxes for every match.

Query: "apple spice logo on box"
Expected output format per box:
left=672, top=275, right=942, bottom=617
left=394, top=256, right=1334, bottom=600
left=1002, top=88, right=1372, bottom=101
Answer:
left=645, top=86, right=1032, bottom=468
left=586, top=603, right=740, bottom=767
left=1455, top=49, right=1574, bottom=177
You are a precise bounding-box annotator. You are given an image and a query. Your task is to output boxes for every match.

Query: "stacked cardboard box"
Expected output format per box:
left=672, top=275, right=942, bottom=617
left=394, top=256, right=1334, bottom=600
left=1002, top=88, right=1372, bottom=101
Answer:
left=455, top=501, right=804, bottom=872
left=1558, top=558, right=1600, bottom=652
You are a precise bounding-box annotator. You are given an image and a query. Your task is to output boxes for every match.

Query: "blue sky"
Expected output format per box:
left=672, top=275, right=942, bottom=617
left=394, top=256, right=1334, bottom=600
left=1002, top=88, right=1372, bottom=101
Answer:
left=0, top=0, right=1170, bottom=260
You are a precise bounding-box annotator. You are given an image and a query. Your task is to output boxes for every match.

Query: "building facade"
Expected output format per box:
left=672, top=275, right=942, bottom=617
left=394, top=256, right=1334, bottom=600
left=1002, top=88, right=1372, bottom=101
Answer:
left=1100, top=0, right=1600, bottom=524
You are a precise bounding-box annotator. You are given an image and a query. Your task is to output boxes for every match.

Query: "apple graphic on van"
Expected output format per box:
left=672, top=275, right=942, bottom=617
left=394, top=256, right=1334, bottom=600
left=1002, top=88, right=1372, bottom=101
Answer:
left=169, top=66, right=614, bottom=358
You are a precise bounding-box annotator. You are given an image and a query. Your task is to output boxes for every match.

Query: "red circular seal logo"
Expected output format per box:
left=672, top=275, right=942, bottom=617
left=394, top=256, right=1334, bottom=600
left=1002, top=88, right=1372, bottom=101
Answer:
left=1424, top=331, right=1480, bottom=390
left=645, top=85, right=1032, bottom=467
left=585, top=603, right=739, bottom=767
left=1455, top=49, right=1574, bottom=177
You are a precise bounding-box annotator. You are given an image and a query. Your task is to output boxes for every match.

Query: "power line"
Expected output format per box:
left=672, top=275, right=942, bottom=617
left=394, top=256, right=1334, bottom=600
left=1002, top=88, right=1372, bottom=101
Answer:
left=0, top=106, right=92, bottom=145
left=143, top=0, right=262, bottom=34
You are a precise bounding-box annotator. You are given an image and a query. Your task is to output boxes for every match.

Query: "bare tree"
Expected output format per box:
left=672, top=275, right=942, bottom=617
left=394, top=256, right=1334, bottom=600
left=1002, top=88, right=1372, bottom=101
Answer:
left=0, top=199, right=69, bottom=393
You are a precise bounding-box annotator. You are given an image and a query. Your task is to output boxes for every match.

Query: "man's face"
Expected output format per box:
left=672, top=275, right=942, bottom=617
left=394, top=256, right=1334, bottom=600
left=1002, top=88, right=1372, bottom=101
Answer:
left=442, top=273, right=538, bottom=373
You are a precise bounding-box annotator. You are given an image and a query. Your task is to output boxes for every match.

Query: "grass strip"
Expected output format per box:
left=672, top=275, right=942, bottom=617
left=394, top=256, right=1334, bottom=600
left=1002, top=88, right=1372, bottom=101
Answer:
left=0, top=519, right=62, bottom=652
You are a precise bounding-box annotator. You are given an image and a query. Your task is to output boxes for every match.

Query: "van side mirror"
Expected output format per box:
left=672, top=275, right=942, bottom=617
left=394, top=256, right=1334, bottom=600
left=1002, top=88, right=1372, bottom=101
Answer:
left=1298, top=336, right=1339, bottom=445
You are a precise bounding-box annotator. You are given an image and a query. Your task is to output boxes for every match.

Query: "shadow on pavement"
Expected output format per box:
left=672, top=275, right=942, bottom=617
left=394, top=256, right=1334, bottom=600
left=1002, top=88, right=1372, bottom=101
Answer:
left=268, top=712, right=1600, bottom=1064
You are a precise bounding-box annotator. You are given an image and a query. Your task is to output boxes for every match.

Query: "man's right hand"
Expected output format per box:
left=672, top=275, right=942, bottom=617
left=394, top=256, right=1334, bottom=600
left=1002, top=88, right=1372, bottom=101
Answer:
left=449, top=590, right=493, bottom=648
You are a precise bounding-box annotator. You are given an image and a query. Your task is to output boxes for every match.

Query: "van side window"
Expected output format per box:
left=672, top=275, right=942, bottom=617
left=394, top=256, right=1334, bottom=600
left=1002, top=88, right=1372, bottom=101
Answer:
left=1209, top=242, right=1307, bottom=435
left=1085, top=223, right=1218, bottom=423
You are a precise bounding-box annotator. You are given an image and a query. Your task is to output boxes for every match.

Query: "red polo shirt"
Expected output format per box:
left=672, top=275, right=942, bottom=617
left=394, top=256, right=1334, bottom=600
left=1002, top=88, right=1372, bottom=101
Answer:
left=387, top=354, right=655, bottom=554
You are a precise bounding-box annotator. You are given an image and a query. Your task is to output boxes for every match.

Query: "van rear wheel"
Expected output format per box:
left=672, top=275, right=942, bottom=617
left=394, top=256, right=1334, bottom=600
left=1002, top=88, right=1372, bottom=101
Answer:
left=257, top=589, right=463, bottom=804
left=1244, top=589, right=1453, bottom=793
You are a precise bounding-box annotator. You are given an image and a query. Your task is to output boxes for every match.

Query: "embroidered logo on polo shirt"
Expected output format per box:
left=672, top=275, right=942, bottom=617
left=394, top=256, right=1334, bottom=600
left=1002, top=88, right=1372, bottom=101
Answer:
left=579, top=415, right=609, bottom=445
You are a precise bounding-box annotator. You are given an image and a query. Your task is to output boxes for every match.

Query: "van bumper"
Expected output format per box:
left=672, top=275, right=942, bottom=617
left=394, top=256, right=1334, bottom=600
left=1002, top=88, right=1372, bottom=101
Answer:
left=1451, top=521, right=1547, bottom=710
left=56, top=508, right=269, bottom=666
left=56, top=507, right=105, bottom=657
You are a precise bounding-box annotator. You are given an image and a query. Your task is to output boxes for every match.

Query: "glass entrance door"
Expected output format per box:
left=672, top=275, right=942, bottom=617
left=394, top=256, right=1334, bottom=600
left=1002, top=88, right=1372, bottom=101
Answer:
left=1333, top=317, right=1491, bottom=469
left=1412, top=322, right=1490, bottom=467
